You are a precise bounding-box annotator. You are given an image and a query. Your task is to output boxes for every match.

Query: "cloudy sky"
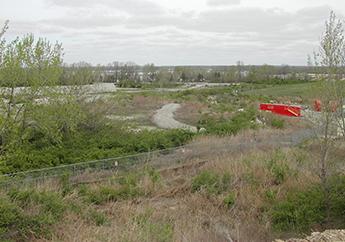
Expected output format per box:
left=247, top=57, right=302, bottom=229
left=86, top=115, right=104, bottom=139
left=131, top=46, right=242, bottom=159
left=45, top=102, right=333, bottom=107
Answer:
left=1, top=0, right=344, bottom=65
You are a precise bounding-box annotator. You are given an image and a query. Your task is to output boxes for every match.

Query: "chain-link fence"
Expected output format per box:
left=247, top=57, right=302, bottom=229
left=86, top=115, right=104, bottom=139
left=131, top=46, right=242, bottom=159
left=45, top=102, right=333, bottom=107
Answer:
left=0, top=128, right=316, bottom=190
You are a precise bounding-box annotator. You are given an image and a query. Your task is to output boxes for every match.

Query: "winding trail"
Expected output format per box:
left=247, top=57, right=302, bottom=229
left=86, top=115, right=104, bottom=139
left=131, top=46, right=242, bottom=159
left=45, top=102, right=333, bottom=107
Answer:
left=152, top=103, right=197, bottom=132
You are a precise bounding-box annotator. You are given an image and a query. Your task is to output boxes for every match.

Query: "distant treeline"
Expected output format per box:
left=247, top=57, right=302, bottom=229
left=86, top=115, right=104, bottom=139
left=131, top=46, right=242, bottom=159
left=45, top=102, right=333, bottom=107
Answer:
left=0, top=57, right=338, bottom=87
left=58, top=62, right=336, bottom=87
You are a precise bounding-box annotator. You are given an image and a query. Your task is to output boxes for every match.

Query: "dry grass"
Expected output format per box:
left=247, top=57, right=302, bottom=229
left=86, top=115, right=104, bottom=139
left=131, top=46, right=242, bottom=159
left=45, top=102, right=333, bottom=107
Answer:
left=29, top=128, right=325, bottom=242
left=175, top=102, right=209, bottom=126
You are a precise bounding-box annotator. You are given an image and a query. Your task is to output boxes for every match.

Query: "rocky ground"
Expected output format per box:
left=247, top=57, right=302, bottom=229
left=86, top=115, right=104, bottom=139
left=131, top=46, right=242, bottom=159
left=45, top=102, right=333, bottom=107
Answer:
left=276, top=230, right=345, bottom=242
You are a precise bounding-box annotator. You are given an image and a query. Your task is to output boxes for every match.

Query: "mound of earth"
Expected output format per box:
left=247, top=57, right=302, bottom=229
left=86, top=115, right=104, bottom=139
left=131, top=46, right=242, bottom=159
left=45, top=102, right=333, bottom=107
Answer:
left=276, top=230, right=345, bottom=242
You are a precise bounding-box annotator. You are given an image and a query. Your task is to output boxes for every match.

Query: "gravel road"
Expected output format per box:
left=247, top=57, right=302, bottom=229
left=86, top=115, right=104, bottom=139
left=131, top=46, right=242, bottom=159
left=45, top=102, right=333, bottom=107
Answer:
left=152, top=103, right=197, bottom=132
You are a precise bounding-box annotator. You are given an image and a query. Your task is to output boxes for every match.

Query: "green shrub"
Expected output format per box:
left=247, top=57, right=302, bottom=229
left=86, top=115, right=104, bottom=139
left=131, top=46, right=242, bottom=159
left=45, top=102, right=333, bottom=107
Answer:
left=192, top=171, right=231, bottom=195
left=270, top=175, right=345, bottom=233
left=328, top=175, right=345, bottom=224
left=0, top=197, right=21, bottom=239
left=265, top=189, right=277, bottom=202
left=59, top=172, right=72, bottom=196
left=0, top=125, right=194, bottom=173
left=271, top=186, right=325, bottom=232
left=224, top=193, right=236, bottom=208
left=80, top=175, right=141, bottom=205
left=271, top=118, right=285, bottom=129
left=87, top=209, right=108, bottom=226
left=145, top=166, right=161, bottom=184
left=192, top=171, right=220, bottom=194
left=266, top=153, right=290, bottom=185
left=199, top=108, right=257, bottom=136
left=1, top=189, right=67, bottom=240
left=81, top=186, right=118, bottom=205
left=9, top=190, right=65, bottom=221
left=117, top=79, right=142, bottom=88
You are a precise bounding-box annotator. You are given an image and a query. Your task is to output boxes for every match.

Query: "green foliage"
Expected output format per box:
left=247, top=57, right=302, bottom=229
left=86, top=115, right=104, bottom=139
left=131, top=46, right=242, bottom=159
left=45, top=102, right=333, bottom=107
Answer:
left=145, top=166, right=161, bottom=184
left=0, top=189, right=66, bottom=240
left=117, top=79, right=142, bottom=88
left=87, top=209, right=108, bottom=226
left=59, top=172, right=72, bottom=196
left=0, top=126, right=194, bottom=173
left=79, top=174, right=141, bottom=205
left=271, top=175, right=345, bottom=233
left=224, top=193, right=236, bottom=208
left=271, top=118, right=285, bottom=129
left=271, top=186, right=325, bottom=232
left=192, top=171, right=220, bottom=194
left=265, top=189, right=278, bottom=202
left=0, top=34, right=63, bottom=87
left=9, top=189, right=65, bottom=221
left=133, top=210, right=173, bottom=242
left=266, top=152, right=290, bottom=185
left=0, top=197, right=20, bottom=238
left=328, top=175, right=345, bottom=223
left=199, top=108, right=257, bottom=136
left=142, top=81, right=181, bottom=89
left=192, top=171, right=231, bottom=195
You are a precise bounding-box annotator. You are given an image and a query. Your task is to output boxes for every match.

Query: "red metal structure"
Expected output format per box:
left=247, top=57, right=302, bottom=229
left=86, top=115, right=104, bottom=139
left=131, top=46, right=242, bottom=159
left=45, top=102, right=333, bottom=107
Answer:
left=313, top=99, right=338, bottom=112
left=260, top=103, right=302, bottom=117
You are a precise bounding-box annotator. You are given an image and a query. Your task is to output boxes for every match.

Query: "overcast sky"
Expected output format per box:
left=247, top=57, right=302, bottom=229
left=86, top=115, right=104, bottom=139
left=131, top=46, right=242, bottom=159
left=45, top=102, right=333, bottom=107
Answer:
left=1, top=0, right=344, bottom=65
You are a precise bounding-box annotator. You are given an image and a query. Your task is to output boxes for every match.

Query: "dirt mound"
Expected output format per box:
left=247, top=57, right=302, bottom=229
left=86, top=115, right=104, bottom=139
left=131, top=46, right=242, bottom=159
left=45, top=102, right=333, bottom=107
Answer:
left=276, top=230, right=345, bottom=242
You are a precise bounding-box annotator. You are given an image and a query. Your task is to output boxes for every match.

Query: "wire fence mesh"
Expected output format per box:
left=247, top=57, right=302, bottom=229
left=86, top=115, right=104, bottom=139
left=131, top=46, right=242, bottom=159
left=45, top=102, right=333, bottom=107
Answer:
left=0, top=128, right=316, bottom=190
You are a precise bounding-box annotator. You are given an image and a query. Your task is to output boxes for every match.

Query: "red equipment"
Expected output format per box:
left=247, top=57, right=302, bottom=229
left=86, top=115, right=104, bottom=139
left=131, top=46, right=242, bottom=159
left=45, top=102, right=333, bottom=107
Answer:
left=314, top=100, right=322, bottom=112
left=260, top=103, right=302, bottom=117
left=313, top=99, right=338, bottom=112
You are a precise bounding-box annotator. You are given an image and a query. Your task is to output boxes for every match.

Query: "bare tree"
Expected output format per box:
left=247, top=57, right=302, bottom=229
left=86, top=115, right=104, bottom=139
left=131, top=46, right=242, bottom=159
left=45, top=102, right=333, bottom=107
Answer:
left=0, top=21, right=9, bottom=64
left=0, top=20, right=9, bottom=40
left=311, top=12, right=345, bottom=222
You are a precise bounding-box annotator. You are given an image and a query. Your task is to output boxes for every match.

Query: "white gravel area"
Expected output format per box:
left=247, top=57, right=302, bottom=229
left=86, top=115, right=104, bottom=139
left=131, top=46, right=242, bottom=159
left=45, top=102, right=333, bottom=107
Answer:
left=152, top=103, right=197, bottom=132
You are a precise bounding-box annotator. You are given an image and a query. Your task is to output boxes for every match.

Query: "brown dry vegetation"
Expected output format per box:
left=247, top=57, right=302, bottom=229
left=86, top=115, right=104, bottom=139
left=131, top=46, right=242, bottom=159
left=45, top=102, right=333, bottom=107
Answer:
left=175, top=102, right=209, bottom=126
left=24, top=129, right=342, bottom=242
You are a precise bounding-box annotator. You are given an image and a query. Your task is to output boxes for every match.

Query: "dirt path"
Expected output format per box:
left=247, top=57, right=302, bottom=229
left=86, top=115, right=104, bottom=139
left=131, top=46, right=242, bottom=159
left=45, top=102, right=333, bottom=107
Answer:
left=152, top=103, right=197, bottom=132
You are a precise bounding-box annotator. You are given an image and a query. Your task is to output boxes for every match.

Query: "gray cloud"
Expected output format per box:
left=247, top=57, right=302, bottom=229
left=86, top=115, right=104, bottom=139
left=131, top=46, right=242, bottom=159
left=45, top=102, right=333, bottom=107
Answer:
left=207, top=0, right=241, bottom=6
left=47, top=0, right=165, bottom=15
left=1, top=0, right=339, bottom=65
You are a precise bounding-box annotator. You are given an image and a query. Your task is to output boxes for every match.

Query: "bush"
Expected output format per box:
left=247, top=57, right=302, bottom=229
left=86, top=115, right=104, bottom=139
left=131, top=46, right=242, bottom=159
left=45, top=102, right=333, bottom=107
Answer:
left=192, top=171, right=220, bottom=194
left=117, top=79, right=142, bottom=88
left=271, top=175, right=345, bottom=233
left=59, top=172, right=72, bottom=196
left=328, top=175, right=345, bottom=224
left=1, top=126, right=194, bottom=173
left=271, top=186, right=325, bottom=232
left=198, top=108, right=257, bottom=136
left=0, top=197, right=21, bottom=239
left=192, top=171, right=231, bottom=195
left=9, top=190, right=65, bottom=221
left=0, top=189, right=67, bottom=240
left=224, top=193, right=236, bottom=208
left=271, top=118, right=285, bottom=129
left=266, top=152, right=290, bottom=185
left=80, top=174, right=141, bottom=205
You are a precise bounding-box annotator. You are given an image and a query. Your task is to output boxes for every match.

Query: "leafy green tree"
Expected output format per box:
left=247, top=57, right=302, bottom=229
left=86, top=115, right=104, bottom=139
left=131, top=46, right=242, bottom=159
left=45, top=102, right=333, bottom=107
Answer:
left=143, top=63, right=157, bottom=82
left=60, top=62, right=97, bottom=85
left=0, top=34, right=63, bottom=163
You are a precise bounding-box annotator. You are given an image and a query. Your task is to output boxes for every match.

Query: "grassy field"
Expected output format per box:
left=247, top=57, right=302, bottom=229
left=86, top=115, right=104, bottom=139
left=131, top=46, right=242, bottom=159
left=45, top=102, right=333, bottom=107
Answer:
left=244, top=82, right=321, bottom=101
